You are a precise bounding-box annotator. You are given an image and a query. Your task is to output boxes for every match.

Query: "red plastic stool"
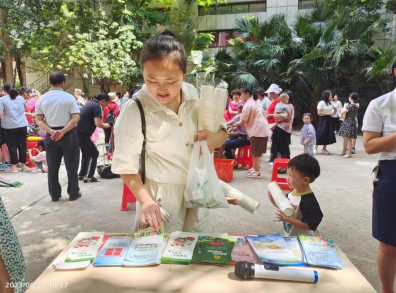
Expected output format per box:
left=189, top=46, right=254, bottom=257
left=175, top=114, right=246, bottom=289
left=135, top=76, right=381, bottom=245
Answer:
left=236, top=145, right=253, bottom=168
left=121, top=183, right=137, bottom=211
left=270, top=158, right=292, bottom=191
left=27, top=141, right=38, bottom=168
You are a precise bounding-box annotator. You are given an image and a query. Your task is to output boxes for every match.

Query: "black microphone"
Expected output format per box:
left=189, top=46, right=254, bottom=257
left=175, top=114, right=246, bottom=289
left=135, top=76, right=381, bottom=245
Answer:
left=235, top=262, right=318, bottom=283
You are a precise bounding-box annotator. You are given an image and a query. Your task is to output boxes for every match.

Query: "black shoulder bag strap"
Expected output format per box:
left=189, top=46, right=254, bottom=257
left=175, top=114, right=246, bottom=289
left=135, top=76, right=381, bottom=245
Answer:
left=132, top=97, right=146, bottom=184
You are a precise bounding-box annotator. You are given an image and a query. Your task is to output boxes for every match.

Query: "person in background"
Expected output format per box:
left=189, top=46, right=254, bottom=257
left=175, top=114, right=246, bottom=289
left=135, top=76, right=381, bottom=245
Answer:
left=77, top=94, right=110, bottom=183
left=32, top=89, right=41, bottom=100
left=0, top=83, right=28, bottom=173
left=362, top=61, right=396, bottom=293
left=102, top=92, right=120, bottom=152
left=265, top=84, right=283, bottom=128
left=224, top=103, right=250, bottom=161
left=36, top=71, right=81, bottom=202
left=223, top=94, right=232, bottom=121
left=351, top=102, right=360, bottom=154
left=338, top=92, right=359, bottom=158
left=20, top=87, right=36, bottom=125
left=74, top=88, right=85, bottom=108
left=228, top=89, right=245, bottom=120
left=294, top=113, right=316, bottom=156
left=115, top=91, right=122, bottom=103
left=331, top=95, right=342, bottom=134
left=123, top=91, right=130, bottom=99
left=315, top=90, right=337, bottom=155
left=234, top=87, right=269, bottom=179
left=269, top=91, right=295, bottom=168
left=85, top=96, right=100, bottom=144
left=28, top=139, right=47, bottom=174
left=256, top=87, right=271, bottom=111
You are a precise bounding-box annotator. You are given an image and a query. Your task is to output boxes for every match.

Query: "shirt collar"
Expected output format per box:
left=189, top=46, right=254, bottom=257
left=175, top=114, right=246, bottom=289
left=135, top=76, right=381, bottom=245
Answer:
left=49, top=87, right=64, bottom=91
left=291, top=189, right=313, bottom=196
left=140, top=82, right=198, bottom=114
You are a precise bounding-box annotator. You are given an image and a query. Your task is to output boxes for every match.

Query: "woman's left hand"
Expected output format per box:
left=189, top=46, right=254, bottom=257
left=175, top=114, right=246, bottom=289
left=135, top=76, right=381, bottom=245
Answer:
left=195, top=129, right=225, bottom=153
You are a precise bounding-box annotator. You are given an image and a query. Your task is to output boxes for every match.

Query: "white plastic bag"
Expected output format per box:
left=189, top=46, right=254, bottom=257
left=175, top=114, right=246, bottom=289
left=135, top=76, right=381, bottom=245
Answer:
left=184, top=141, right=229, bottom=209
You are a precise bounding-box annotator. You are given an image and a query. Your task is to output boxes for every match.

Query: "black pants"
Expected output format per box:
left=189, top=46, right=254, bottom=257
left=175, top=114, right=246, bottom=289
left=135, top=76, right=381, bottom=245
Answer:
left=3, top=127, right=27, bottom=165
left=104, top=127, right=113, bottom=151
left=44, top=128, right=80, bottom=200
left=78, top=132, right=99, bottom=179
left=225, top=134, right=250, bottom=159
left=333, top=117, right=341, bottom=132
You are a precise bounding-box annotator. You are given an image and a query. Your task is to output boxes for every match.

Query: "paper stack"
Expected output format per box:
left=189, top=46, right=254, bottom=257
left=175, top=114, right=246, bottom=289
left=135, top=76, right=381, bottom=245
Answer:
left=93, top=236, right=133, bottom=267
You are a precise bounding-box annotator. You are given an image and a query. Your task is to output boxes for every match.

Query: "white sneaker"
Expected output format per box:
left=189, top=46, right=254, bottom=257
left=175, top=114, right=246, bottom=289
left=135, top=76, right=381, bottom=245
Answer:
left=246, top=172, right=261, bottom=179
left=245, top=168, right=255, bottom=175
left=269, top=162, right=274, bottom=166
left=322, top=149, right=330, bottom=155
left=343, top=154, right=352, bottom=158
left=313, top=150, right=317, bottom=155
left=265, top=158, right=270, bottom=162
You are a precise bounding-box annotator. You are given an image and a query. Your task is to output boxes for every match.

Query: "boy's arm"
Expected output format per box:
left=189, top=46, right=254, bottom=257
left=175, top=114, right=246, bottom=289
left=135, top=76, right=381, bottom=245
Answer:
left=304, top=137, right=312, bottom=145
left=276, top=210, right=311, bottom=230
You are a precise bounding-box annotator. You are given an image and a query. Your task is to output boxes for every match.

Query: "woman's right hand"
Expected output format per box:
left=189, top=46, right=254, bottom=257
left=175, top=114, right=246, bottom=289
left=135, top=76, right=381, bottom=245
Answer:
left=140, top=198, right=163, bottom=231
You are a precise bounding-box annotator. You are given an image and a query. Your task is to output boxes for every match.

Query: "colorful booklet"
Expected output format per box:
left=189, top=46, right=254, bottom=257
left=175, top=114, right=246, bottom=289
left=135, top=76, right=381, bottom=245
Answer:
left=298, top=235, right=345, bottom=269
left=161, top=232, right=199, bottom=264
left=93, top=236, right=133, bottom=266
left=123, top=233, right=164, bottom=267
left=201, top=234, right=233, bottom=265
left=65, top=232, right=105, bottom=262
left=246, top=233, right=301, bottom=266
left=192, top=235, right=204, bottom=263
left=228, top=235, right=260, bottom=265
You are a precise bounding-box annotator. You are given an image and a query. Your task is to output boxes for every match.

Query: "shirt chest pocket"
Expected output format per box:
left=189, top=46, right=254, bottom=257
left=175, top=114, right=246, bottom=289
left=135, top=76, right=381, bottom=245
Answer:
left=146, top=121, right=172, bottom=142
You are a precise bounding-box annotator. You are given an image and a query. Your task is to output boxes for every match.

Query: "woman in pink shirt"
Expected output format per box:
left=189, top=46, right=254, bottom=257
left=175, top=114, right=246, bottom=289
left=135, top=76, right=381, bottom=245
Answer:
left=234, top=87, right=269, bottom=179
left=227, top=89, right=245, bottom=120
left=20, top=87, right=36, bottom=125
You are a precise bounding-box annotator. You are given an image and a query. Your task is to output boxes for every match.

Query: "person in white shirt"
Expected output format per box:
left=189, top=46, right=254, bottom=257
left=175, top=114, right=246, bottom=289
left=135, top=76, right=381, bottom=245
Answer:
left=315, top=90, right=337, bottom=155
left=362, top=63, right=396, bottom=293
left=331, top=95, right=342, bottom=133
left=36, top=71, right=81, bottom=202
left=112, top=31, right=231, bottom=233
left=256, top=88, right=271, bottom=111
left=74, top=88, right=85, bottom=108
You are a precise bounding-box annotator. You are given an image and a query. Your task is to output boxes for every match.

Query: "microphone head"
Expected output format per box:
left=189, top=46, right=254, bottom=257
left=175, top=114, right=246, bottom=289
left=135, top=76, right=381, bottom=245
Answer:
left=235, top=262, right=255, bottom=279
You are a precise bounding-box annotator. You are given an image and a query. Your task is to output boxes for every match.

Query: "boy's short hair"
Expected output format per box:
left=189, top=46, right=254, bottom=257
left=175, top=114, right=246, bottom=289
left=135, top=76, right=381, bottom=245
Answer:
left=237, top=104, right=244, bottom=111
left=303, top=113, right=313, bottom=120
left=37, top=140, right=45, bottom=151
left=287, top=154, right=320, bottom=183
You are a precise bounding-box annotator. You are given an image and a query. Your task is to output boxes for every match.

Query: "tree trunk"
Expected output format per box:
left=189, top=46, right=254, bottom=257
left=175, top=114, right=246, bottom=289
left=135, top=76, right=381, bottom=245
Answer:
left=1, top=8, right=14, bottom=83
left=15, top=54, right=26, bottom=87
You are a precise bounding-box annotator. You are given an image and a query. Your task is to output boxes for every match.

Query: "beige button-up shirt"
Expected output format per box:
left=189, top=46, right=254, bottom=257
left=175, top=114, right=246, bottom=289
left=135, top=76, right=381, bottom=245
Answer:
left=112, top=82, right=226, bottom=185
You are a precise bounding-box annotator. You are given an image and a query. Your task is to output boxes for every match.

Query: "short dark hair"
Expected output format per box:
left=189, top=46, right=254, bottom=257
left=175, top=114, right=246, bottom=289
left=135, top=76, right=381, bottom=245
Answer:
left=49, top=71, right=66, bottom=86
left=257, top=87, right=266, bottom=98
left=3, top=82, right=18, bottom=100
left=140, top=30, right=187, bottom=74
left=95, top=93, right=110, bottom=101
left=231, top=89, right=241, bottom=96
left=303, top=113, right=313, bottom=120
left=115, top=91, right=122, bottom=99
left=349, top=92, right=359, bottom=101
left=86, top=96, right=94, bottom=102
left=129, top=87, right=140, bottom=97
left=240, top=86, right=253, bottom=96
left=392, top=61, right=396, bottom=76
left=19, top=87, right=31, bottom=95
left=287, top=154, right=321, bottom=183
left=237, top=103, right=244, bottom=110
left=37, top=140, right=45, bottom=151
left=320, top=90, right=332, bottom=105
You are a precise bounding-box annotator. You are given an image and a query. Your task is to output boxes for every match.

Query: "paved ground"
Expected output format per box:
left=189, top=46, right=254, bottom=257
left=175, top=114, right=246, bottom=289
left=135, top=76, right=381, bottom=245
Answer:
left=1, top=133, right=390, bottom=292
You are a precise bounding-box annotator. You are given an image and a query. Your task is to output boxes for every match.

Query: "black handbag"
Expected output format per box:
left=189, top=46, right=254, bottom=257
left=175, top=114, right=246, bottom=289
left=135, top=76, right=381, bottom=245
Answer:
left=97, top=164, right=120, bottom=179
left=132, top=97, right=146, bottom=184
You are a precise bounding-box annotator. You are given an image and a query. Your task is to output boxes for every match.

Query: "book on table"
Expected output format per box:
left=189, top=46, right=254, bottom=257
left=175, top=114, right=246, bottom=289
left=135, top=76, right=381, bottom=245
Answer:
left=161, top=232, right=199, bottom=264
left=298, top=235, right=344, bottom=269
left=65, top=232, right=105, bottom=262
left=228, top=235, right=260, bottom=265
left=246, top=233, right=301, bottom=266
left=93, top=236, right=133, bottom=267
left=200, top=234, right=233, bottom=265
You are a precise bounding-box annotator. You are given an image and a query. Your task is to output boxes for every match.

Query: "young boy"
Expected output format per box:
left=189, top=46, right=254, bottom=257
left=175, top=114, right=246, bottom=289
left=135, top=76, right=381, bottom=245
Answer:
left=268, top=154, right=323, bottom=236
left=28, top=140, right=47, bottom=174
left=294, top=113, right=316, bottom=156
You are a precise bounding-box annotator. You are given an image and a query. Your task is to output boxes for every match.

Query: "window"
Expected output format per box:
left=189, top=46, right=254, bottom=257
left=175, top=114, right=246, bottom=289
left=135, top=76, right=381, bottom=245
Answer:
left=298, top=0, right=316, bottom=10
left=202, top=30, right=235, bottom=47
left=249, top=3, right=266, bottom=13
left=232, top=4, right=249, bottom=14
left=198, top=2, right=266, bottom=16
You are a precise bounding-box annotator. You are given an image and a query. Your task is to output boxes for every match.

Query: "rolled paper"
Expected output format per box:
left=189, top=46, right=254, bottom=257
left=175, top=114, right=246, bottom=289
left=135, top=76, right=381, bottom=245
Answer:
left=268, top=181, right=294, bottom=216
left=214, top=87, right=229, bottom=131
left=219, top=180, right=260, bottom=214
left=198, top=85, right=215, bottom=132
